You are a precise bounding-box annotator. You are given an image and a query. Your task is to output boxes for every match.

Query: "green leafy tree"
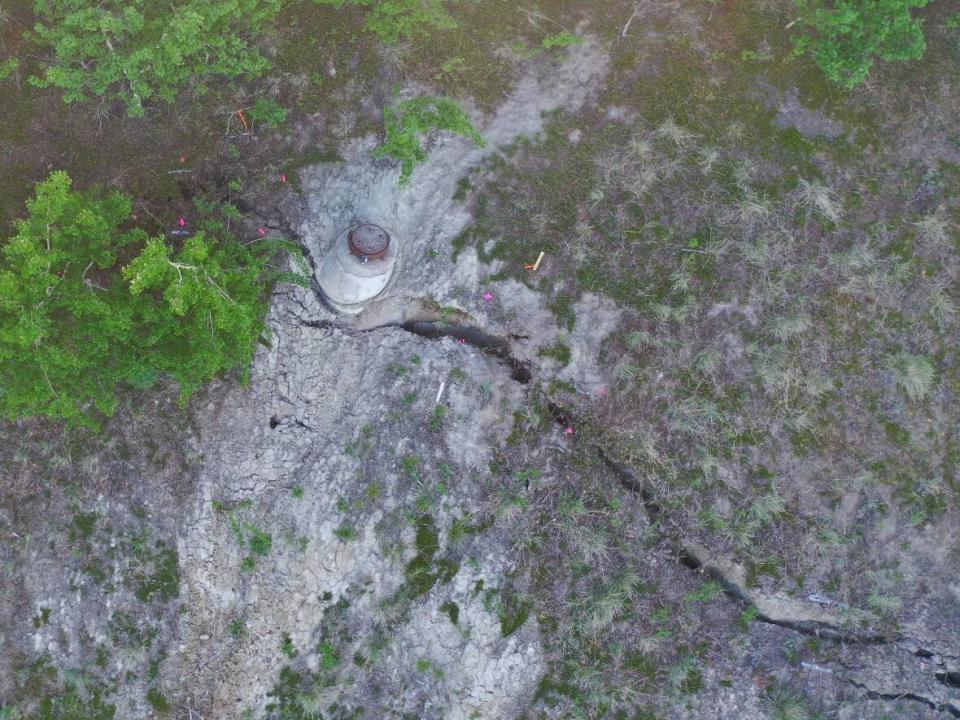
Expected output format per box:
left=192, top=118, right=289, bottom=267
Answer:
left=30, top=0, right=283, bottom=116
left=793, top=0, right=929, bottom=89
left=311, top=0, right=455, bottom=43
left=0, top=171, right=305, bottom=427
left=374, top=96, right=484, bottom=186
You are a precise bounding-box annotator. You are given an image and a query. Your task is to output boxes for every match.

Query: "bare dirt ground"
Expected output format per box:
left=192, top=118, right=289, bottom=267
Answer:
left=1, top=1, right=958, bottom=719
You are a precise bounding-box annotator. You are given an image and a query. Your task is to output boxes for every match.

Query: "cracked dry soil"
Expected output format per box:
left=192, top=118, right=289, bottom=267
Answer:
left=2, top=30, right=959, bottom=720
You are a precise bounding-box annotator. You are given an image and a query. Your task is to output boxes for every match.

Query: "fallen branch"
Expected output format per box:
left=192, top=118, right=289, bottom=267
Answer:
left=621, top=1, right=647, bottom=39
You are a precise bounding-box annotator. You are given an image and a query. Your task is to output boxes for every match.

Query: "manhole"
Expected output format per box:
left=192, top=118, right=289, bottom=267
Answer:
left=315, top=223, right=401, bottom=313
left=348, top=224, right=390, bottom=262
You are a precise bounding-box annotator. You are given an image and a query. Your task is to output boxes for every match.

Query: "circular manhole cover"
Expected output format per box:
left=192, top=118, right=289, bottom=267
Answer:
left=348, top=224, right=390, bottom=261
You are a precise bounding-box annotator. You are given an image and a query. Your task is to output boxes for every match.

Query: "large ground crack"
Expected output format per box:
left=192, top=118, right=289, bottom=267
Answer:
left=263, top=204, right=535, bottom=384
left=597, top=446, right=907, bottom=644
left=267, top=211, right=959, bottom=713
left=399, top=320, right=532, bottom=383
left=849, top=680, right=960, bottom=718
left=595, top=440, right=960, bottom=715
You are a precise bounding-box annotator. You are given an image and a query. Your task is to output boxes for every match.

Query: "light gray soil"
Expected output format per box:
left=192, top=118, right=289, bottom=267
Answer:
left=2, top=27, right=958, bottom=720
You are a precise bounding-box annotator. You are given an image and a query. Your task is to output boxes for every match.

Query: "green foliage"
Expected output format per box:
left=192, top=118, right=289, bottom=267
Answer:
left=145, top=688, right=170, bottom=713
left=402, top=513, right=458, bottom=597
left=122, top=233, right=271, bottom=390
left=215, top=499, right=275, bottom=570
left=0, top=172, right=140, bottom=424
left=763, top=684, right=810, bottom=720
left=334, top=524, right=358, bottom=540
left=263, top=599, right=352, bottom=719
left=541, top=31, right=584, bottom=50
left=537, top=341, right=572, bottom=365
left=311, top=0, right=455, bottom=43
left=440, top=600, right=459, bottom=624
left=738, top=604, right=761, bottom=631
left=70, top=512, right=99, bottom=540
left=0, top=172, right=306, bottom=426
left=30, top=0, right=283, bottom=116
left=130, top=539, right=180, bottom=602
left=499, top=588, right=531, bottom=637
left=280, top=632, right=298, bottom=659
left=0, top=58, right=18, bottom=82
left=248, top=98, right=288, bottom=128
left=401, top=453, right=422, bottom=480
left=886, top=351, right=935, bottom=401
left=7, top=657, right=116, bottom=720
left=684, top=580, right=724, bottom=604
left=429, top=403, right=446, bottom=431
left=246, top=527, right=272, bottom=560
left=374, top=96, right=484, bottom=186
left=32, top=607, right=52, bottom=628
left=793, top=0, right=929, bottom=89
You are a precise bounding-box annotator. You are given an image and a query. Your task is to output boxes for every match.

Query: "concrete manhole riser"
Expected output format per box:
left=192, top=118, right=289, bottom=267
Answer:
left=316, top=223, right=400, bottom=314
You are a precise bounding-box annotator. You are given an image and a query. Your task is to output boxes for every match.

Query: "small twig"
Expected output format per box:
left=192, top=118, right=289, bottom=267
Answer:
left=135, top=201, right=163, bottom=226
left=81, top=261, right=107, bottom=291
left=621, top=1, right=646, bottom=39
left=524, top=251, right=545, bottom=271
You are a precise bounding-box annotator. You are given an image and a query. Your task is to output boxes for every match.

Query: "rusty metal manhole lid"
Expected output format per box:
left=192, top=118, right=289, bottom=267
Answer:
left=348, top=224, right=390, bottom=261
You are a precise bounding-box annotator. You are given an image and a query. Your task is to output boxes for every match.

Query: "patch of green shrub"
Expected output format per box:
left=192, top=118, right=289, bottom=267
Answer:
left=214, top=499, right=276, bottom=570
left=280, top=632, right=298, bottom=659
left=248, top=98, right=289, bottom=128
left=311, top=0, right=455, bottom=43
left=541, top=31, right=584, bottom=50
left=30, top=0, right=284, bottom=116
left=145, top=688, right=170, bottom=713
left=374, top=97, right=484, bottom=187
left=793, top=0, right=929, bottom=89
left=0, top=58, right=18, bottom=82
left=9, top=656, right=116, bottom=720
left=886, top=351, right=935, bottom=401
left=131, top=540, right=180, bottom=603
left=498, top=588, right=531, bottom=637
left=0, top=171, right=307, bottom=426
left=440, top=600, right=459, bottom=625
left=537, top=341, right=572, bottom=366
